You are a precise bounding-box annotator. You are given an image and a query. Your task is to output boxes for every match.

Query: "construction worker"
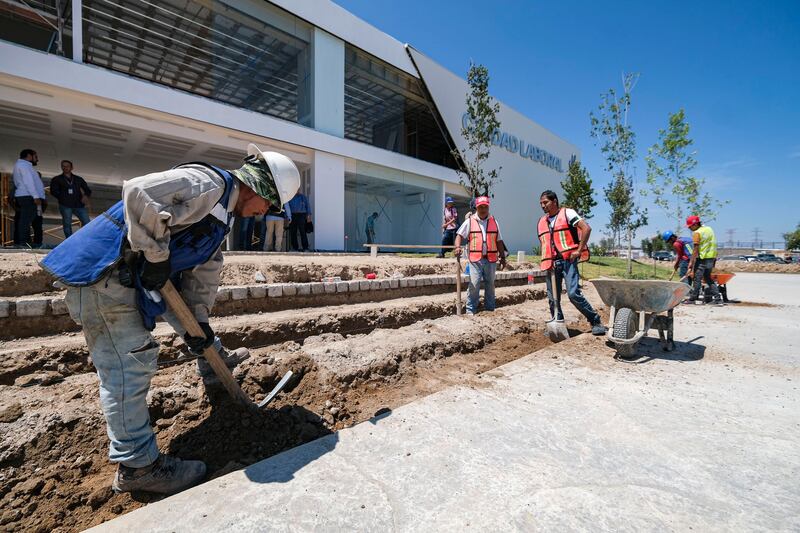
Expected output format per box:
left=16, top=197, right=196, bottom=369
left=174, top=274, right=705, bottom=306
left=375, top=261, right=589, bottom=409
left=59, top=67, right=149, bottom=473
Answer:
left=537, top=190, right=607, bottom=335
left=662, top=230, right=692, bottom=284
left=40, top=144, right=300, bottom=495
left=685, top=215, right=722, bottom=304
left=437, top=196, right=458, bottom=258
left=454, top=196, right=507, bottom=314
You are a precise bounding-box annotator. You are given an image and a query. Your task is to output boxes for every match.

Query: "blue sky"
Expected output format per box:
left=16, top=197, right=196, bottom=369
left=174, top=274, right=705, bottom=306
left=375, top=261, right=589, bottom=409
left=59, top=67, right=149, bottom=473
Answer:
left=335, top=0, right=799, bottom=246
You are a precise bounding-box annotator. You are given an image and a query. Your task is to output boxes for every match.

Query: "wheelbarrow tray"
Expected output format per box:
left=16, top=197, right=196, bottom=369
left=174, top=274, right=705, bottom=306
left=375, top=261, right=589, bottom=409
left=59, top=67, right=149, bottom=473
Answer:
left=590, top=279, right=690, bottom=357
left=711, top=271, right=735, bottom=285
left=590, top=278, right=690, bottom=314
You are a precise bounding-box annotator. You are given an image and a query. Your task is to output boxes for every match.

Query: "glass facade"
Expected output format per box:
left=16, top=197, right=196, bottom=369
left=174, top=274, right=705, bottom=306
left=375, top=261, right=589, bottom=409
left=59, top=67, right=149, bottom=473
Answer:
left=345, top=44, right=457, bottom=169
left=82, top=0, right=313, bottom=125
left=345, top=161, right=441, bottom=251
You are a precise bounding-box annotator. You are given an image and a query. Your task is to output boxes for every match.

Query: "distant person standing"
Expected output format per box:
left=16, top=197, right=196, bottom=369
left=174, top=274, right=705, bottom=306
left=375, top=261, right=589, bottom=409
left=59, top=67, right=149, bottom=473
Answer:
left=264, top=202, right=291, bottom=251
left=32, top=171, right=47, bottom=248
left=12, top=149, right=45, bottom=247
left=685, top=215, right=722, bottom=305
left=438, top=197, right=458, bottom=258
left=50, top=160, right=92, bottom=238
left=454, top=196, right=507, bottom=314
left=287, top=190, right=311, bottom=251
left=365, top=212, right=379, bottom=244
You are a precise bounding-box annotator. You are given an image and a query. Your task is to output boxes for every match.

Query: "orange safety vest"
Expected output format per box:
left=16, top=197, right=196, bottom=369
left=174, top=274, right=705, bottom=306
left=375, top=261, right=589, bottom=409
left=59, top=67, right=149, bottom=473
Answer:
left=537, top=208, right=589, bottom=270
left=468, top=215, right=499, bottom=263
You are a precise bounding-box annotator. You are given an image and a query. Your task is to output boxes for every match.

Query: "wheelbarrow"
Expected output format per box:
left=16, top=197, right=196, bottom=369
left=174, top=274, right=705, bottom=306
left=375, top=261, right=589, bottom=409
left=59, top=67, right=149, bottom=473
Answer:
left=590, top=278, right=690, bottom=358
left=710, top=271, right=735, bottom=303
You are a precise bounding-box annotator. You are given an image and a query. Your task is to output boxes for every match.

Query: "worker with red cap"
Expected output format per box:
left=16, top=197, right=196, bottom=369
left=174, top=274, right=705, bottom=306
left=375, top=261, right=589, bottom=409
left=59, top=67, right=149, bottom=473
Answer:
left=454, top=196, right=507, bottom=314
left=686, top=215, right=722, bottom=304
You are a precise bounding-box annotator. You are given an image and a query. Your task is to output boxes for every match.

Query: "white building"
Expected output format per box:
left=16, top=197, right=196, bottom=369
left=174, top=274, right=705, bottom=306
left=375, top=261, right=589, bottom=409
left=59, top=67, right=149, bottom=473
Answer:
left=0, top=0, right=578, bottom=252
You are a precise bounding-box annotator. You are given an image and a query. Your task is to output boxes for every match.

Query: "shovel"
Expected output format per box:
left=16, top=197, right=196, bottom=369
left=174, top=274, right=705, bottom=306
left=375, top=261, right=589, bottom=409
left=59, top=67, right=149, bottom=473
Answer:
left=455, top=256, right=463, bottom=316
left=158, top=281, right=292, bottom=410
left=545, top=270, right=570, bottom=342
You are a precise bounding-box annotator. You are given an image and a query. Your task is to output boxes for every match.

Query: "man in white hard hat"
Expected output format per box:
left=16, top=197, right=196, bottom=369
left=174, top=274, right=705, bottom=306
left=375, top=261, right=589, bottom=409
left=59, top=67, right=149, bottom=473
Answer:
left=41, top=144, right=300, bottom=496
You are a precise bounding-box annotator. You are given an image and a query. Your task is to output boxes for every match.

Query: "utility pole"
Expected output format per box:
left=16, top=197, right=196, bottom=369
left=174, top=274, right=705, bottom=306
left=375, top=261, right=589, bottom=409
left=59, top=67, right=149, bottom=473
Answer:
left=752, top=227, right=762, bottom=249
left=725, top=229, right=735, bottom=247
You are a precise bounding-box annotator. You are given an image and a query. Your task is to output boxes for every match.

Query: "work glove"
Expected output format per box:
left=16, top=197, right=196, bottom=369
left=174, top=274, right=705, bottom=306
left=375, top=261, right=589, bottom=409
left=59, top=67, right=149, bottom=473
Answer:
left=140, top=257, right=171, bottom=290
left=184, top=322, right=214, bottom=354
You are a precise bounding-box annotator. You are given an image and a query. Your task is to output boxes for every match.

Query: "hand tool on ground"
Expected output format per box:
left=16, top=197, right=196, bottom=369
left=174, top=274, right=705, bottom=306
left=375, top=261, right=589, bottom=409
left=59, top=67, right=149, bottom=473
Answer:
left=545, top=270, right=570, bottom=342
left=159, top=280, right=291, bottom=409
left=455, top=256, right=463, bottom=316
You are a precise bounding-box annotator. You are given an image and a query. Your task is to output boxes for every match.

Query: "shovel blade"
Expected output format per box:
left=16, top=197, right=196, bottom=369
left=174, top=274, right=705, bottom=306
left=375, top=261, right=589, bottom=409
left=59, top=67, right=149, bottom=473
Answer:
left=546, top=320, right=570, bottom=342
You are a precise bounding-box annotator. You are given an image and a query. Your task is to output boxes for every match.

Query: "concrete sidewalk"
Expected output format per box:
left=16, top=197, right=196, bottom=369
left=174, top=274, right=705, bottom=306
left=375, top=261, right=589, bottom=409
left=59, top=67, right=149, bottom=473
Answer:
left=93, top=273, right=800, bottom=532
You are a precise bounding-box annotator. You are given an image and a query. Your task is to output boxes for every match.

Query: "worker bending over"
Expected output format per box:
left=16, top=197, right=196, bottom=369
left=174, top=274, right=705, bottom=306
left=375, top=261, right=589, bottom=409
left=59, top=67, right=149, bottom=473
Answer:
left=41, top=144, right=300, bottom=495
left=662, top=230, right=692, bottom=284
left=537, top=190, right=607, bottom=335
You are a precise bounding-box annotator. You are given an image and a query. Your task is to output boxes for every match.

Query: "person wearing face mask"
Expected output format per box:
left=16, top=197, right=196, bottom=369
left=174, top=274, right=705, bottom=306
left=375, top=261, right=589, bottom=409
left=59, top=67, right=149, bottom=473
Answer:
left=40, top=144, right=300, bottom=496
left=537, top=190, right=607, bottom=336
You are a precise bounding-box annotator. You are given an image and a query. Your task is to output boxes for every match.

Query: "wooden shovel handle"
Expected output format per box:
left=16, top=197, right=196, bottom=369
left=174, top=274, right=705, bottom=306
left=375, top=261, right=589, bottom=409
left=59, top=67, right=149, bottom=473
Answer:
left=160, top=281, right=254, bottom=408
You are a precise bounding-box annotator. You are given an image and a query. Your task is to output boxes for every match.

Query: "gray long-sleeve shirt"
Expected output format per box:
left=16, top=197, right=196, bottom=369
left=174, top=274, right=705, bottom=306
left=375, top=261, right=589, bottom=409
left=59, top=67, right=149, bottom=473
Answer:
left=95, top=164, right=239, bottom=323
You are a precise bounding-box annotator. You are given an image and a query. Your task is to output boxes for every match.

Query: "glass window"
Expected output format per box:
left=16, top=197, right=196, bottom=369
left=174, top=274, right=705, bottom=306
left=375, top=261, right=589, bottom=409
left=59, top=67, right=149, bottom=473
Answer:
left=82, top=0, right=312, bottom=125
left=345, top=45, right=457, bottom=169
left=0, top=0, right=73, bottom=58
left=345, top=161, right=441, bottom=252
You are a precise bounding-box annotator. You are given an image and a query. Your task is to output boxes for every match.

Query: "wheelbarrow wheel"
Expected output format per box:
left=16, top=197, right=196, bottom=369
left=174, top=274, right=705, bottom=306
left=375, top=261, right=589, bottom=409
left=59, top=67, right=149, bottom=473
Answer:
left=613, top=307, right=637, bottom=359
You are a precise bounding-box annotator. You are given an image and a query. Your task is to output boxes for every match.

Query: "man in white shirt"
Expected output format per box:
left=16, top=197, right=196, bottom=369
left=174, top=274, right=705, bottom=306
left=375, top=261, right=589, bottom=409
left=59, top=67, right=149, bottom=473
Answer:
left=454, top=196, right=507, bottom=314
left=12, top=149, right=45, bottom=247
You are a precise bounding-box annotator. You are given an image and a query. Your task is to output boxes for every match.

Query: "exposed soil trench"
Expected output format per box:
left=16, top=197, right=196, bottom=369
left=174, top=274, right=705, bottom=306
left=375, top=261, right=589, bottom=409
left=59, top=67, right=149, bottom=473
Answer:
left=0, top=295, right=577, bottom=532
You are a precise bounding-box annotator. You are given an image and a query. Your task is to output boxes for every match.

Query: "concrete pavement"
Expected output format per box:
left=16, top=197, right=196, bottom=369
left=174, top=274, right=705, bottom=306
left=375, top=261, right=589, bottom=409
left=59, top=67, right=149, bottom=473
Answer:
left=92, top=272, right=800, bottom=532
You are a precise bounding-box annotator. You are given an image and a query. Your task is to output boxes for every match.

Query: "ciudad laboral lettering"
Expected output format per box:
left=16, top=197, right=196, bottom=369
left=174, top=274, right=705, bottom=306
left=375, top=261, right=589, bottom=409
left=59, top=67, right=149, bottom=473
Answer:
left=462, top=112, right=563, bottom=172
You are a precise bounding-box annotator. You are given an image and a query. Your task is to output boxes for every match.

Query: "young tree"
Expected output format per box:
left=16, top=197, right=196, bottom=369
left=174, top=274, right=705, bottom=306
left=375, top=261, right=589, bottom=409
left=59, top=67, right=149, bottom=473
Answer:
left=590, top=72, right=647, bottom=275
left=644, top=109, right=727, bottom=231
left=452, top=62, right=502, bottom=197
left=561, top=156, right=597, bottom=218
left=785, top=222, right=800, bottom=250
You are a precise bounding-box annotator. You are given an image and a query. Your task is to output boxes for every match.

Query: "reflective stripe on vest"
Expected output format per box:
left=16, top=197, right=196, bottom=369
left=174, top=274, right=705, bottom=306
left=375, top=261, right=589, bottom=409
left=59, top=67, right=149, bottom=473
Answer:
left=537, top=208, right=589, bottom=271
left=41, top=163, right=235, bottom=330
left=695, top=225, right=717, bottom=259
left=468, top=215, right=499, bottom=263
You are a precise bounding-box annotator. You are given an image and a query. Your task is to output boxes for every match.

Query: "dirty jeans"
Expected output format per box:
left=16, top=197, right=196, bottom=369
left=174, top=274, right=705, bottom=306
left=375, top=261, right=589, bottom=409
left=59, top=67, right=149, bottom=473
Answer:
left=545, top=258, right=601, bottom=325
left=466, top=258, right=496, bottom=314
left=689, top=258, right=720, bottom=300
left=65, top=284, right=222, bottom=467
left=678, top=259, right=690, bottom=284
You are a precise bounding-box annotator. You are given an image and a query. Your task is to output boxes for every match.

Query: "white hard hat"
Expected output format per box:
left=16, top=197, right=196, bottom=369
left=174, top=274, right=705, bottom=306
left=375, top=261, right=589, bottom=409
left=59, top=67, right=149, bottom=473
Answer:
left=247, top=143, right=301, bottom=206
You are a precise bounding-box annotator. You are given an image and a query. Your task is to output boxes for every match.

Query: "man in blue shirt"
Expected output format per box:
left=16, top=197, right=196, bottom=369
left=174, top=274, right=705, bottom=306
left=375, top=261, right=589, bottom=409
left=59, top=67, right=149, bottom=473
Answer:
left=11, top=148, right=45, bottom=247
left=287, top=191, right=311, bottom=251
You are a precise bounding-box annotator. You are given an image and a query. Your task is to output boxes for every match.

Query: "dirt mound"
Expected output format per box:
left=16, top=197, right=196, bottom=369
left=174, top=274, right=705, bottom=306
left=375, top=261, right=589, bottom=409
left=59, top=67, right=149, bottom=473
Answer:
left=0, top=254, right=54, bottom=297
left=0, top=252, right=539, bottom=297
left=0, top=295, right=569, bottom=532
left=715, top=260, right=800, bottom=273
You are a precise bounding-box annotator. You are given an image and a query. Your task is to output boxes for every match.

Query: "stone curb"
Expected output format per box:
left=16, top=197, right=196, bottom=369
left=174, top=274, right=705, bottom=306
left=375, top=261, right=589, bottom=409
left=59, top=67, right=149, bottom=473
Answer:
left=0, top=271, right=544, bottom=320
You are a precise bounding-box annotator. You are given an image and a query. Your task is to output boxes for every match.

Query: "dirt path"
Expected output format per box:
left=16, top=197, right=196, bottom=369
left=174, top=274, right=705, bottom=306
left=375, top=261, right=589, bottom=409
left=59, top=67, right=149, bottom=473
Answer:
left=0, top=289, right=593, bottom=532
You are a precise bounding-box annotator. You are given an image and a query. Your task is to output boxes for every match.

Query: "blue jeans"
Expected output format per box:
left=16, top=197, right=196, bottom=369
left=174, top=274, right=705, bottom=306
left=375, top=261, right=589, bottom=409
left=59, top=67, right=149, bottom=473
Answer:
left=678, top=259, right=690, bottom=284
left=441, top=229, right=455, bottom=256
left=65, top=283, right=224, bottom=467
left=467, top=258, right=496, bottom=314
left=546, top=258, right=601, bottom=325
left=59, top=205, right=90, bottom=238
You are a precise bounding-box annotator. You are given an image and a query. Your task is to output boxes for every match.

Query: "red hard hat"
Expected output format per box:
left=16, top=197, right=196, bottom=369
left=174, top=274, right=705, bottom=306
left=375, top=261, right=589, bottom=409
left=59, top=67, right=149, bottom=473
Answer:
left=686, top=215, right=700, bottom=227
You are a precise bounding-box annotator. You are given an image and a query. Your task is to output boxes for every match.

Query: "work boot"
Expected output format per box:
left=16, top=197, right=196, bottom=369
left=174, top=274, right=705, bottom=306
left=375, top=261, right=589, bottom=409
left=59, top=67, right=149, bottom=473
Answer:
left=591, top=323, right=608, bottom=336
left=112, top=454, right=206, bottom=495
left=197, top=346, right=250, bottom=383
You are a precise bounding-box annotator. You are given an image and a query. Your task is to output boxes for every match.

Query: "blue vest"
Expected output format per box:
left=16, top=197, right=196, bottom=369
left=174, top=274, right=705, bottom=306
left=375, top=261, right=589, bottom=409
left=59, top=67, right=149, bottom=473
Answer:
left=41, top=163, right=235, bottom=330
